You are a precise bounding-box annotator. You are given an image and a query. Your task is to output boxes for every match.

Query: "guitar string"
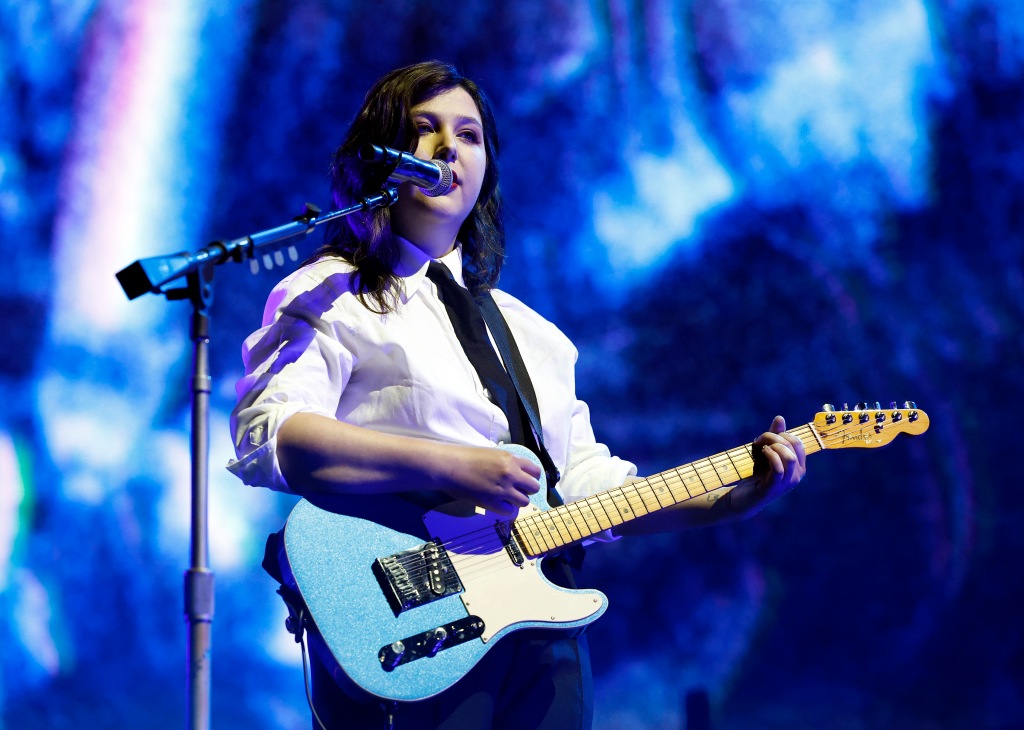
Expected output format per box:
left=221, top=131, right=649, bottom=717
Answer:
left=388, top=422, right=821, bottom=583
left=384, top=416, right=913, bottom=583
left=386, top=420, right=833, bottom=583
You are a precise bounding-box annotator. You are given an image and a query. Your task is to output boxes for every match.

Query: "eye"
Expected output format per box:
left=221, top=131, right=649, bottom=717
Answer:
left=458, top=129, right=480, bottom=143
left=415, top=121, right=434, bottom=134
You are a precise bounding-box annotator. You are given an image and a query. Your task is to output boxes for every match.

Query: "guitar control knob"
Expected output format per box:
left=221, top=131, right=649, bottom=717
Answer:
left=428, top=627, right=448, bottom=656
left=380, top=641, right=405, bottom=671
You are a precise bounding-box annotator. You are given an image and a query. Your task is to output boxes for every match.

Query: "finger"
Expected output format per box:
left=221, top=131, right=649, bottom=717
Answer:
left=762, top=445, right=784, bottom=475
left=514, top=456, right=543, bottom=479
left=781, top=431, right=806, bottom=465
left=772, top=441, right=806, bottom=487
left=765, top=442, right=798, bottom=474
left=770, top=415, right=787, bottom=434
left=506, top=489, right=532, bottom=508
left=519, top=480, right=541, bottom=495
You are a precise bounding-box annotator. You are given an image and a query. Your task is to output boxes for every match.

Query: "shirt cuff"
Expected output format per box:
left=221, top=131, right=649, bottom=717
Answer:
left=226, top=436, right=292, bottom=493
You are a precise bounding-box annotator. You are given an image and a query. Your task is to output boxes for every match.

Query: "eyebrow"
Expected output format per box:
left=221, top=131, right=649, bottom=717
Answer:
left=412, top=110, right=483, bottom=128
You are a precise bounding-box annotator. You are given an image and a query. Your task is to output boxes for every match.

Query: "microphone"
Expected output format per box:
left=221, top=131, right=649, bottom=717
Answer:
left=358, top=144, right=453, bottom=197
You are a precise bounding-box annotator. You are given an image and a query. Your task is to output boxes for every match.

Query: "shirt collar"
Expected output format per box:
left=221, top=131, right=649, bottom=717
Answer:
left=395, top=236, right=466, bottom=302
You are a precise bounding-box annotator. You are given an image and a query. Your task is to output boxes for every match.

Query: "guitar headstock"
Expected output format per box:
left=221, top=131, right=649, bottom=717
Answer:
left=813, top=402, right=929, bottom=449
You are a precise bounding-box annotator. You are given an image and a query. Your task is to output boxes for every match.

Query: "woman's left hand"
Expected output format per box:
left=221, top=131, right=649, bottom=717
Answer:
left=729, top=415, right=807, bottom=516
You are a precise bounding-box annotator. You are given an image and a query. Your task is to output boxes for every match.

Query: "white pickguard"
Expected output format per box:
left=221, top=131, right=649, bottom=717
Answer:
left=424, top=502, right=606, bottom=642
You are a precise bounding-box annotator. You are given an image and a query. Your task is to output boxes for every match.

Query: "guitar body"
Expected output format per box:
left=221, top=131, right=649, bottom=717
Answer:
left=281, top=444, right=608, bottom=703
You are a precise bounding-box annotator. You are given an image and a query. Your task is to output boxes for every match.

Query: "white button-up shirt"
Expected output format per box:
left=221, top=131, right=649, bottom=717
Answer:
left=228, top=239, right=636, bottom=509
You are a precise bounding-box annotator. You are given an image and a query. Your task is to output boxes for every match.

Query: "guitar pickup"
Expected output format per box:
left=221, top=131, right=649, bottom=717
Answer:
left=373, top=540, right=464, bottom=617
left=378, top=616, right=485, bottom=672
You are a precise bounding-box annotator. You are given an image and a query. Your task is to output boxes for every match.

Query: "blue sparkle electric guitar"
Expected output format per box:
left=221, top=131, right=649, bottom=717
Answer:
left=280, top=404, right=929, bottom=702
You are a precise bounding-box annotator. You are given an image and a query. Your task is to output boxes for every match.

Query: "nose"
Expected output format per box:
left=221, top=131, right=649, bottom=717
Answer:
left=433, top=129, right=458, bottom=163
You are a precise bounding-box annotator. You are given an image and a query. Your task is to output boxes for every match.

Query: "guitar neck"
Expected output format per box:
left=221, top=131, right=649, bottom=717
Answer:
left=511, top=424, right=824, bottom=558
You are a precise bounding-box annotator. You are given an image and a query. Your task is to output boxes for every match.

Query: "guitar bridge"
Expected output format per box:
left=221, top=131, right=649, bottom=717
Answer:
left=373, top=540, right=464, bottom=617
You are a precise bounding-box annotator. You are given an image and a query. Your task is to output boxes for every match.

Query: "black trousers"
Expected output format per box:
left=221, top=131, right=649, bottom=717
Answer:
left=309, top=629, right=592, bottom=730
left=307, top=559, right=593, bottom=730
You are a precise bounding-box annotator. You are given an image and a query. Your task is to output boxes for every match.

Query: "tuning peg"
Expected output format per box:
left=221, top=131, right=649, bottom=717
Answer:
left=889, top=401, right=898, bottom=409
left=855, top=402, right=867, bottom=411
left=903, top=401, right=917, bottom=409
left=822, top=404, right=835, bottom=411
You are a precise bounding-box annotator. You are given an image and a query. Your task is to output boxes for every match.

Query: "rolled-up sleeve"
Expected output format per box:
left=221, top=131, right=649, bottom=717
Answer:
left=557, top=397, right=636, bottom=504
left=227, top=270, right=355, bottom=493
left=556, top=397, right=637, bottom=544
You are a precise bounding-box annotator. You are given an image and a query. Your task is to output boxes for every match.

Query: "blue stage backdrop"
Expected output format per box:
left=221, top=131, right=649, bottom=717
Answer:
left=2, top=1, right=1022, bottom=728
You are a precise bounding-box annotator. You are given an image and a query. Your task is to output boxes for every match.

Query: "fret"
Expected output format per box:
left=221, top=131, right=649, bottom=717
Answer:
left=676, top=462, right=709, bottom=498
left=551, top=506, right=582, bottom=543
left=584, top=494, right=615, bottom=531
left=615, top=484, right=650, bottom=520
left=526, top=513, right=557, bottom=553
left=596, top=493, right=626, bottom=526
left=563, top=503, right=592, bottom=540
left=634, top=480, right=666, bottom=512
left=540, top=512, right=570, bottom=548
left=725, top=447, right=753, bottom=480
left=694, top=458, right=725, bottom=490
left=710, top=451, right=741, bottom=484
left=514, top=518, right=542, bottom=556
left=647, top=473, right=677, bottom=508
left=564, top=501, right=598, bottom=541
left=608, top=490, right=637, bottom=522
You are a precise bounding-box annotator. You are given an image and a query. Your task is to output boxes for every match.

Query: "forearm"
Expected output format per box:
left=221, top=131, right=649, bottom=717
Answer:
left=614, top=416, right=807, bottom=536
left=277, top=413, right=450, bottom=496
left=612, top=484, right=739, bottom=536
left=276, top=413, right=542, bottom=516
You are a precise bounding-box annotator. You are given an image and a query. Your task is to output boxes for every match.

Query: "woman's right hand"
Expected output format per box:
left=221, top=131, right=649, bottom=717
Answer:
left=433, top=444, right=542, bottom=517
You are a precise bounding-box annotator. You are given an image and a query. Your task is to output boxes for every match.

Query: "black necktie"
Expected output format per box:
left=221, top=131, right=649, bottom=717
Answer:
left=425, top=261, right=529, bottom=446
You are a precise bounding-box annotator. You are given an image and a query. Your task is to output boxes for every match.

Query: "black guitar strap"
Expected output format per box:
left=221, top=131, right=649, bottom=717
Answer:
left=479, top=293, right=587, bottom=576
left=477, top=293, right=564, bottom=504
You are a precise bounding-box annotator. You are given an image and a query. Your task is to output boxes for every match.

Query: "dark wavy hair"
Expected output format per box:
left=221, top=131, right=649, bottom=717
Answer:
left=312, top=61, right=504, bottom=313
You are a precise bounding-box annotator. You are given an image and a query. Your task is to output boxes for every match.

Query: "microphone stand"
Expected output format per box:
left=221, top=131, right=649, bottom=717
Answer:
left=115, top=185, right=398, bottom=730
